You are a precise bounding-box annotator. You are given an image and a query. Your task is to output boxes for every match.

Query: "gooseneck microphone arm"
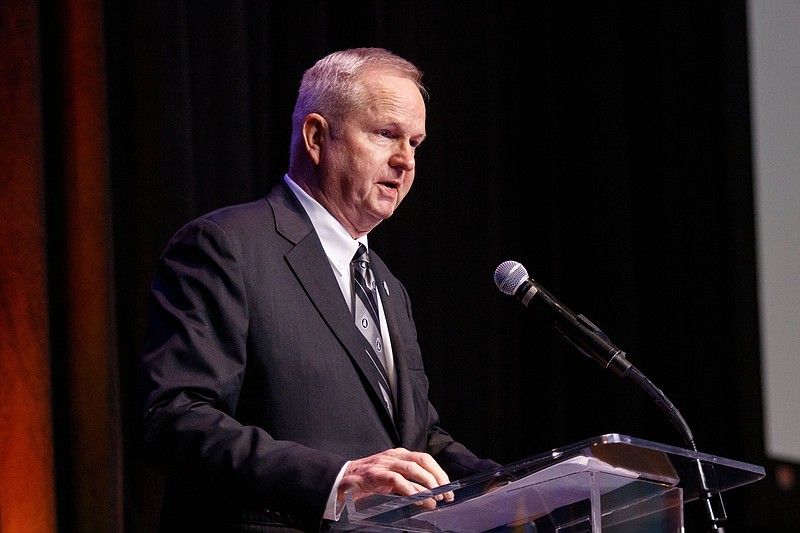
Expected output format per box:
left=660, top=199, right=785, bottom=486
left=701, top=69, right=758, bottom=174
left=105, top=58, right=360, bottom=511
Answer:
left=626, top=366, right=728, bottom=532
left=494, top=260, right=728, bottom=532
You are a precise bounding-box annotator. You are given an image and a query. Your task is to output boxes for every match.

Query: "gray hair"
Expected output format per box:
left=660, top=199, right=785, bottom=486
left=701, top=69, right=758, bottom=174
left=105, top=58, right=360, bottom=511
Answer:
left=289, top=48, right=427, bottom=166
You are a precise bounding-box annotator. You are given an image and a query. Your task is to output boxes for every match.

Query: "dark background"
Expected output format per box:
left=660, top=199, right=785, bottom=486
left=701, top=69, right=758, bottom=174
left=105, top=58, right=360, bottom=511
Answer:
left=26, top=1, right=798, bottom=531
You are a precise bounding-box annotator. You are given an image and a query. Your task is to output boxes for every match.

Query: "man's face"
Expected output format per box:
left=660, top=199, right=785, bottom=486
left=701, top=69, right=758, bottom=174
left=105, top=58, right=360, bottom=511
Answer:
left=319, top=71, right=427, bottom=238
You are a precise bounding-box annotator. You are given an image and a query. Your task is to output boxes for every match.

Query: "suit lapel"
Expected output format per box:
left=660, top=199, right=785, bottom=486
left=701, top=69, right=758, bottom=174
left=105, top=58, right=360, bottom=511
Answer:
left=268, top=182, right=399, bottom=434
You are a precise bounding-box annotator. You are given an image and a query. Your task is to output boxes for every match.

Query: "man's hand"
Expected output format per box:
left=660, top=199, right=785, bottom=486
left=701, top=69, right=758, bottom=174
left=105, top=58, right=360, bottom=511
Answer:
left=338, top=448, right=455, bottom=511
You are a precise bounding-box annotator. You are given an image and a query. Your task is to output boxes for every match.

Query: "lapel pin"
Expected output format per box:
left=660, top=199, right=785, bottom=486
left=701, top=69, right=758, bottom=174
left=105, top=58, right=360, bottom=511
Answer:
left=383, top=281, right=390, bottom=297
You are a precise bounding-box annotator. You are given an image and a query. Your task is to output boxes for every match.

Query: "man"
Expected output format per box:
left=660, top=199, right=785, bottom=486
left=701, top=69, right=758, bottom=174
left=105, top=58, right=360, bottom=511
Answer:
left=139, top=47, right=498, bottom=533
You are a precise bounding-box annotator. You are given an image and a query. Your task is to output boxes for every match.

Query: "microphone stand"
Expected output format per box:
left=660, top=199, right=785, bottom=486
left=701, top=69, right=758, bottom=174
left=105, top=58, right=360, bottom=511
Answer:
left=540, top=299, right=729, bottom=531
left=568, top=314, right=728, bottom=531
left=624, top=364, right=728, bottom=532
left=537, top=306, right=728, bottom=531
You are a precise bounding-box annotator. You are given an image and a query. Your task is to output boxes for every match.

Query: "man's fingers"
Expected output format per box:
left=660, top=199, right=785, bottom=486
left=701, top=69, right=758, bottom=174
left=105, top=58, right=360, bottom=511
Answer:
left=388, top=448, right=450, bottom=486
left=340, top=448, right=454, bottom=505
left=390, top=449, right=454, bottom=502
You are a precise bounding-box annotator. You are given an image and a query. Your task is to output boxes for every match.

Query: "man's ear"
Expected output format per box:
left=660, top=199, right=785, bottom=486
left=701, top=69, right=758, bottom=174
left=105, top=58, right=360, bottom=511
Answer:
left=301, top=113, right=327, bottom=166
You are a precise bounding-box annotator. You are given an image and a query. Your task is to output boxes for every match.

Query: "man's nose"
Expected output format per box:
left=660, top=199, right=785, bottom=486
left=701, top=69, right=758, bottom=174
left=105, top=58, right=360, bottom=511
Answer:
left=390, top=143, right=415, bottom=171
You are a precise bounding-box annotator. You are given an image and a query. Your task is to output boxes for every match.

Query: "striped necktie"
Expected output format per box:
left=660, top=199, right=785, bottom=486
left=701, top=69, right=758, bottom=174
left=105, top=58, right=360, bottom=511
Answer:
left=351, top=244, right=393, bottom=414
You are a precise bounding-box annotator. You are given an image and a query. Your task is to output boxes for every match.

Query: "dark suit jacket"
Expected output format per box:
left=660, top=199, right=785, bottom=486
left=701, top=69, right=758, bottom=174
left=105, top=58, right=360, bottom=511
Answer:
left=139, top=180, right=498, bottom=532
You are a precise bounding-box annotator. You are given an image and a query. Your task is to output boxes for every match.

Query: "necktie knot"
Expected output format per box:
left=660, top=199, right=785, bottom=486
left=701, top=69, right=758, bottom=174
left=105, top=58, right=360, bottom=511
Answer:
left=352, top=243, right=370, bottom=271
left=352, top=244, right=379, bottom=320
left=353, top=244, right=378, bottom=295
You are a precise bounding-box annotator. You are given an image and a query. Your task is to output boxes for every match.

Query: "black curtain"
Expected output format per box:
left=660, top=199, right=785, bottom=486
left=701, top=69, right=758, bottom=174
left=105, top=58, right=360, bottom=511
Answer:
left=105, top=2, right=780, bottom=531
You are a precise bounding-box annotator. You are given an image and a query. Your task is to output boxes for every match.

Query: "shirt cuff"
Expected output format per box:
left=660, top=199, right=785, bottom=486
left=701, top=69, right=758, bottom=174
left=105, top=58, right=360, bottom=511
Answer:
left=323, top=461, right=351, bottom=521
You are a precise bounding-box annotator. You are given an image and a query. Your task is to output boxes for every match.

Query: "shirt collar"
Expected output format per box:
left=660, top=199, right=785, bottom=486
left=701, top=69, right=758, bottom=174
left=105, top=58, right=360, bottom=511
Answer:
left=284, top=174, right=367, bottom=275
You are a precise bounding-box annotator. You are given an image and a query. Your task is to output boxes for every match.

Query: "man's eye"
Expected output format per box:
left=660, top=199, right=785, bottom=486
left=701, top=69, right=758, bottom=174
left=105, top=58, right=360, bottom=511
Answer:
left=378, top=130, right=391, bottom=138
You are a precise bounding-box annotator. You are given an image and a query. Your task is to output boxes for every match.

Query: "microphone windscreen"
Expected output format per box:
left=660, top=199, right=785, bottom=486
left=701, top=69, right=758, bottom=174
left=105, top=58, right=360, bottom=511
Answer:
left=494, top=260, right=528, bottom=295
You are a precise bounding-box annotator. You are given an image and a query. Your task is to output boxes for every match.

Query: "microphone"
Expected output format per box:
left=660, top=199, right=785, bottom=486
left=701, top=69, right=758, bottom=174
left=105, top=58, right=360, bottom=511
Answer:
left=494, top=260, right=730, bottom=531
left=493, top=260, right=632, bottom=377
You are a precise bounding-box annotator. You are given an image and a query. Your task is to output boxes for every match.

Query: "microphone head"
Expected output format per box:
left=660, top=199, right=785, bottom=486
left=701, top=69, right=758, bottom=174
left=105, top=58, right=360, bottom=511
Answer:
left=494, top=260, right=529, bottom=295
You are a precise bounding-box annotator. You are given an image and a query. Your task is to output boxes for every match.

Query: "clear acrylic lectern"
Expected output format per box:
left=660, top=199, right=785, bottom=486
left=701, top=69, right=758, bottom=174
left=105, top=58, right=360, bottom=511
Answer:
left=335, top=434, right=765, bottom=532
